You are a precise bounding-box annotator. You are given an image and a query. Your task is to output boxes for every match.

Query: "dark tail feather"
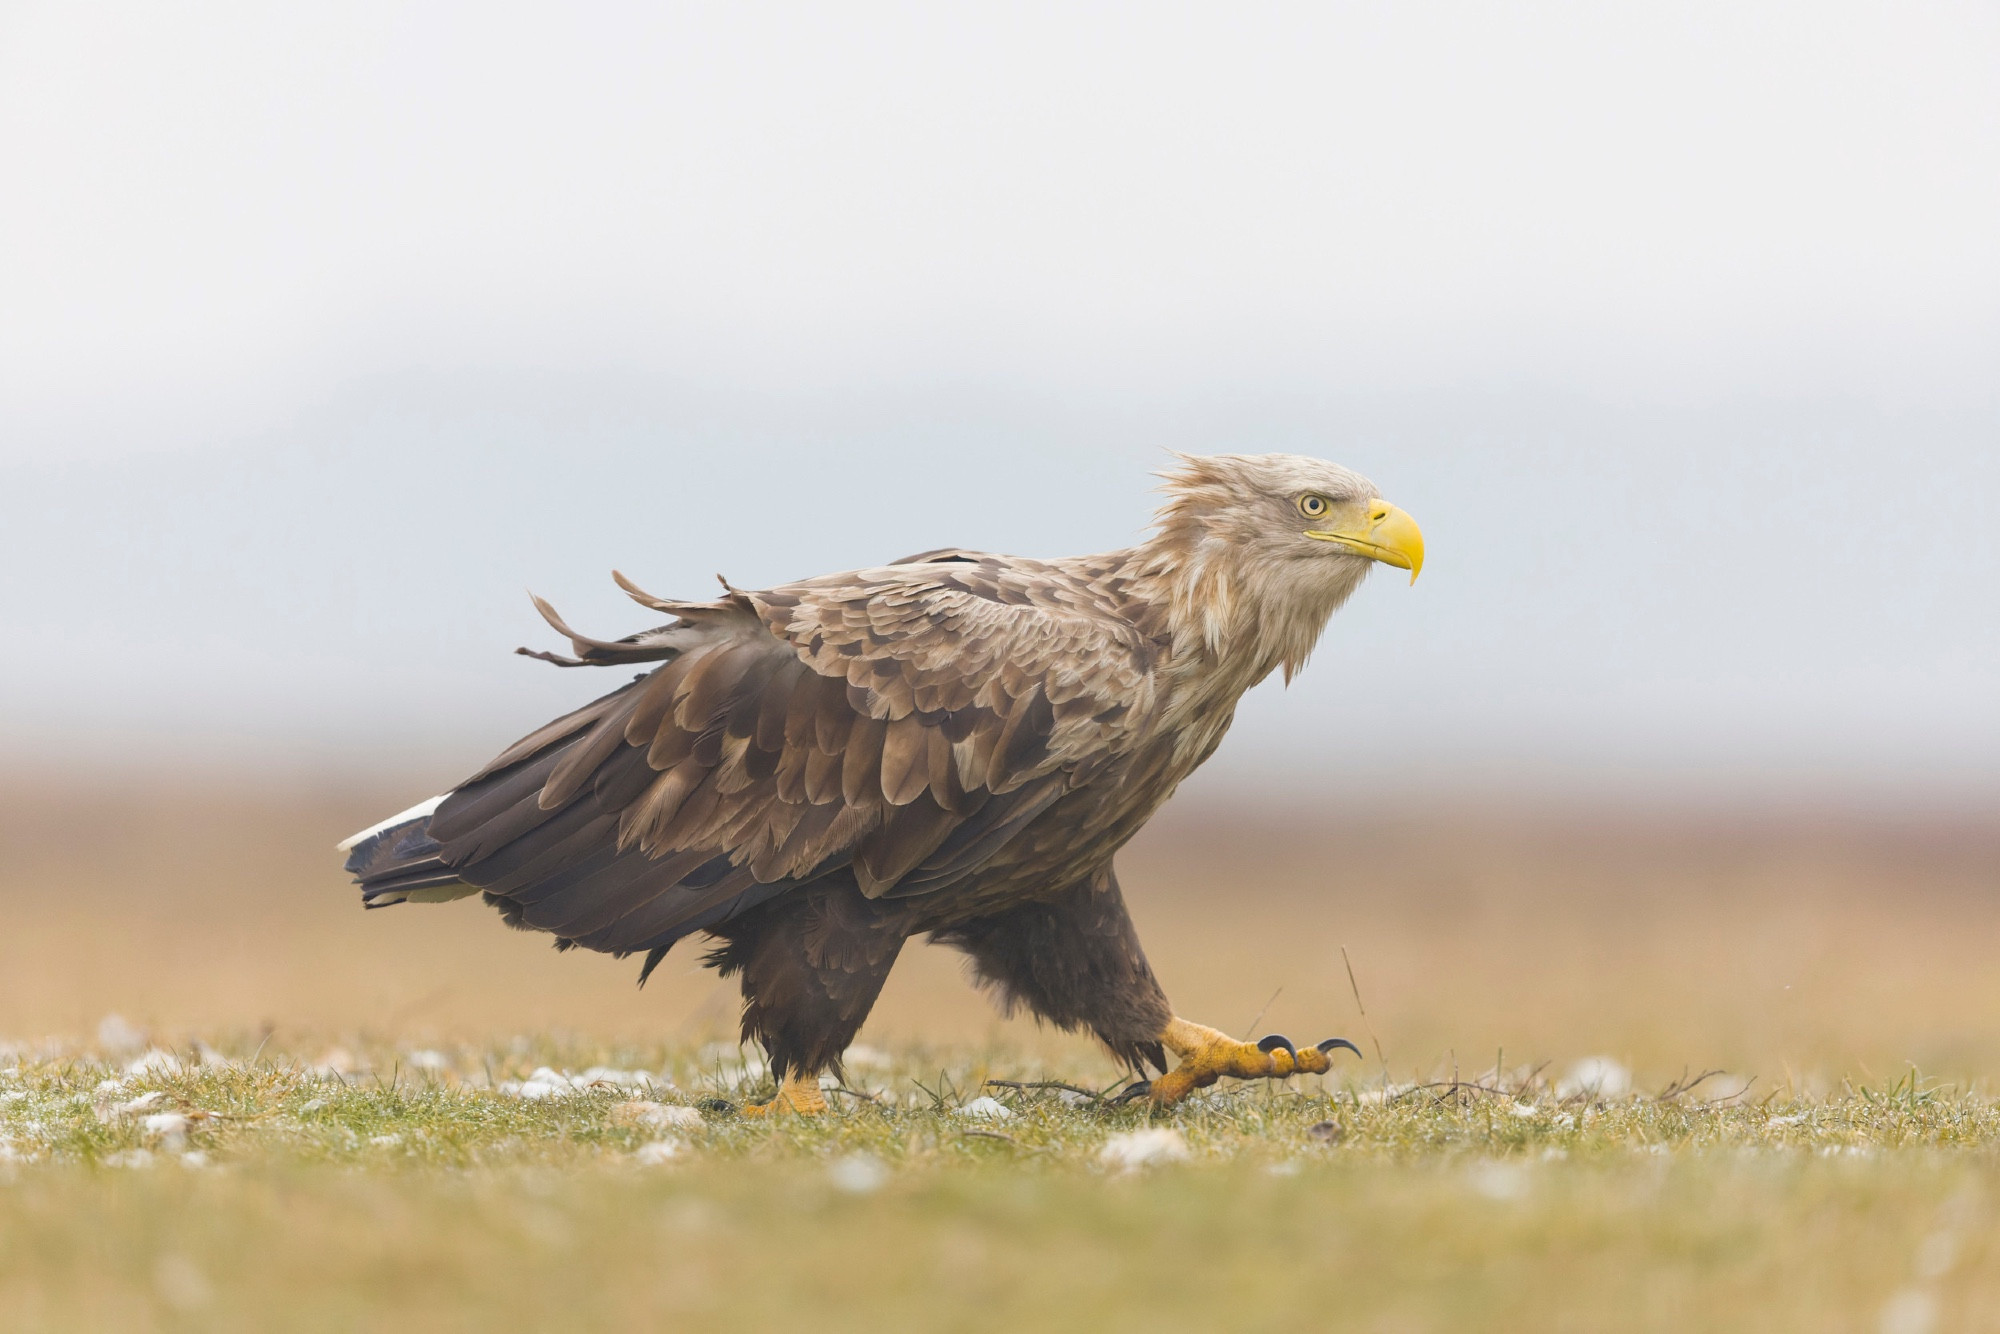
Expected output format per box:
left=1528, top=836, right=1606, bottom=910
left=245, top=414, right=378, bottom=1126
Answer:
left=340, top=804, right=477, bottom=907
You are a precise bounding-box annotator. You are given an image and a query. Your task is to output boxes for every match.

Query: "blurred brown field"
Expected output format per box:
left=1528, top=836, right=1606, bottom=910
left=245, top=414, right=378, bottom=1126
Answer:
left=3, top=774, right=1997, bottom=1087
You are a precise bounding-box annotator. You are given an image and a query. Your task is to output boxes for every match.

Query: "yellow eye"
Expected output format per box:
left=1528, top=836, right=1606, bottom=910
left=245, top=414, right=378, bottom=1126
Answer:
left=1298, top=494, right=1329, bottom=519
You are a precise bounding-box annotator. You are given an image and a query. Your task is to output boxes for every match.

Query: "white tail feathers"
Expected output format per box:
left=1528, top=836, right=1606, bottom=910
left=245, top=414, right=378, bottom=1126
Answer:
left=335, top=794, right=448, bottom=853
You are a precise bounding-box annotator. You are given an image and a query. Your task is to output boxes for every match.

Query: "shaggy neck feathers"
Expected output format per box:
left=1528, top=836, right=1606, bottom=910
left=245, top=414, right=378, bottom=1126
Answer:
left=1108, top=460, right=1369, bottom=735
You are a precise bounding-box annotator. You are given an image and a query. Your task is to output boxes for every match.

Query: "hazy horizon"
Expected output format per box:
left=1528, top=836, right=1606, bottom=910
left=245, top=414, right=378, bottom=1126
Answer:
left=2, top=3, right=1995, bottom=805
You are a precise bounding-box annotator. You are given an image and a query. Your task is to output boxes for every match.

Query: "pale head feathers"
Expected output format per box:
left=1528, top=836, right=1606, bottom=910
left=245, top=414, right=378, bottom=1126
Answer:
left=1140, top=452, right=1382, bottom=689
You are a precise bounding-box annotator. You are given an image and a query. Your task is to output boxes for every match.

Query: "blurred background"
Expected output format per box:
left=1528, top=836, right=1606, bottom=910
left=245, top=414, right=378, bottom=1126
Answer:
left=1, top=2, right=1995, bottom=1083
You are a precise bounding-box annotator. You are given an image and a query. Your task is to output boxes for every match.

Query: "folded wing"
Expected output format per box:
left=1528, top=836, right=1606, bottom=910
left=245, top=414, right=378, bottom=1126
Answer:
left=347, top=557, right=1160, bottom=977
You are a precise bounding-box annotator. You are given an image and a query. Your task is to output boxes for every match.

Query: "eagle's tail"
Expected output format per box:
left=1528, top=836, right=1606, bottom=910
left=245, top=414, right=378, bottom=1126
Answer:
left=337, top=795, right=479, bottom=907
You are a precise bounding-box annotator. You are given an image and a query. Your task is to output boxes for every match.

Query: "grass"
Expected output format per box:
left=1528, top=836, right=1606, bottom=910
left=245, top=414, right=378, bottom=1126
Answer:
left=6, top=1036, right=2000, bottom=1332
left=6, top=785, right=1999, bottom=1329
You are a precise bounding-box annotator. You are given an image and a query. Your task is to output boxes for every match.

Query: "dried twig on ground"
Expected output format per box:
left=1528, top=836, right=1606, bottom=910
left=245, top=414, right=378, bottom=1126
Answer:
left=1654, top=1069, right=1727, bottom=1103
left=982, top=1078, right=1113, bottom=1104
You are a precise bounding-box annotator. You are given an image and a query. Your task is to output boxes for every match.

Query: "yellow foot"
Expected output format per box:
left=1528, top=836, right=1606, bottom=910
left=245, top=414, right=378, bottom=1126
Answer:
left=1140, top=1018, right=1361, bottom=1106
left=741, top=1072, right=830, bottom=1117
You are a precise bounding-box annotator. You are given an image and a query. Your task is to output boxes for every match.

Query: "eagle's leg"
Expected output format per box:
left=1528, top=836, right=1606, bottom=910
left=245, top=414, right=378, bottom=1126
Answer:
left=1139, top=1019, right=1361, bottom=1106
left=936, top=868, right=1363, bottom=1105
left=931, top=867, right=1173, bottom=1075
left=706, top=876, right=905, bottom=1117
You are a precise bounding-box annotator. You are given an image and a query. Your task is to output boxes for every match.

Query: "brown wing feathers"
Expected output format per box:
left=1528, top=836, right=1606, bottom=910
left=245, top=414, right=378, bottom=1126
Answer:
left=395, top=561, right=1158, bottom=967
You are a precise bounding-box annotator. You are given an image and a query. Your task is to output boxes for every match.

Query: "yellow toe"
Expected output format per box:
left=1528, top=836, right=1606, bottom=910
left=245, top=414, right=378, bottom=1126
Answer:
left=742, top=1072, right=829, bottom=1117
left=1147, top=1018, right=1337, bottom=1106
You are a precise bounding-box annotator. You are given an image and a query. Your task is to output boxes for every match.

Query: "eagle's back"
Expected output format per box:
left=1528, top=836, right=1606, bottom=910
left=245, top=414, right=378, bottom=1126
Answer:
left=344, top=551, right=1181, bottom=975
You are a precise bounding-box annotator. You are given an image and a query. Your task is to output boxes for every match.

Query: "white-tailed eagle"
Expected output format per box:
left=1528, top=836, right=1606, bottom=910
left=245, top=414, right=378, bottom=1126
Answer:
left=341, top=453, right=1423, bottom=1111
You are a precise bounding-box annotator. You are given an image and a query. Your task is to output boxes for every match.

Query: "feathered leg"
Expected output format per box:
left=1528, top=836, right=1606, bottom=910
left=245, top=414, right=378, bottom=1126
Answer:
left=705, top=874, right=905, bottom=1115
left=937, top=864, right=1360, bottom=1104
left=931, top=866, right=1173, bottom=1075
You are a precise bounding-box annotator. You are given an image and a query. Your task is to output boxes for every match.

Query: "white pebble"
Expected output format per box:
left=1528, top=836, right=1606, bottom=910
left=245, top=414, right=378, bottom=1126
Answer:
left=110, top=1092, right=166, bottom=1120
left=1468, top=1159, right=1529, bottom=1201
left=153, top=1254, right=211, bottom=1311
left=1556, top=1057, right=1631, bottom=1099
left=1099, top=1128, right=1189, bottom=1171
left=1915, top=1230, right=1958, bottom=1281
left=577, top=1066, right=661, bottom=1090
left=311, top=1048, right=359, bottom=1076
left=504, top=1068, right=576, bottom=1100
left=843, top=1045, right=891, bottom=1070
left=124, top=1049, right=182, bottom=1076
left=957, top=1096, right=1013, bottom=1121
left=96, top=1014, right=146, bottom=1054
left=638, top=1104, right=704, bottom=1131
left=828, top=1153, right=890, bottom=1194
left=1880, top=1288, right=1938, bottom=1334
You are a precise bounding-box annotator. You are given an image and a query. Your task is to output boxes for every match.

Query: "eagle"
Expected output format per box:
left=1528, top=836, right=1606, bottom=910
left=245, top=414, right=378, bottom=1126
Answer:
left=339, top=453, right=1423, bottom=1111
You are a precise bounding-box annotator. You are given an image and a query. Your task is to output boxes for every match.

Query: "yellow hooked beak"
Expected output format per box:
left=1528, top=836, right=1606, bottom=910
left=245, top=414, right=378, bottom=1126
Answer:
left=1305, top=500, right=1425, bottom=583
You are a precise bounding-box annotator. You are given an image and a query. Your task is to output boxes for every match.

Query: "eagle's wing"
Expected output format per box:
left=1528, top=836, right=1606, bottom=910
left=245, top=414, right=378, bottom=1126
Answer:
left=359, top=558, right=1160, bottom=975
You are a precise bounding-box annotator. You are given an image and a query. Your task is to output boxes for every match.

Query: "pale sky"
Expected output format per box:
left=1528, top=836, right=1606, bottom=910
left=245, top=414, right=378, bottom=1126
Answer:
left=2, top=2, right=1995, bottom=802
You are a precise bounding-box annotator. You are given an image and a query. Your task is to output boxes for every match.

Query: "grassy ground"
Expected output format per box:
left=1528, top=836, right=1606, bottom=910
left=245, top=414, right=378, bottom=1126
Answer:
left=4, top=1037, right=2000, bottom=1332
left=4, top=780, right=1998, bottom=1330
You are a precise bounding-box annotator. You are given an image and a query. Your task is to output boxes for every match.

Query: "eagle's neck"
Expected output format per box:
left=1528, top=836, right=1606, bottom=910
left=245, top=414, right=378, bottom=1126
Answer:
left=1113, top=532, right=1368, bottom=742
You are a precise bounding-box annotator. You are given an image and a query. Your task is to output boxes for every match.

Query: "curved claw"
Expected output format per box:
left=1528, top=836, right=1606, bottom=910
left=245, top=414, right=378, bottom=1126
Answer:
left=1114, top=1080, right=1153, bottom=1104
left=1255, top=1034, right=1299, bottom=1061
left=1316, top=1037, right=1364, bottom=1058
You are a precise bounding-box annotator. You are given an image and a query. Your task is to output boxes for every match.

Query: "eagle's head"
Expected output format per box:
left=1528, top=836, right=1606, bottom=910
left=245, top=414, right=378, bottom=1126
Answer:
left=1150, top=452, right=1425, bottom=680
left=1155, top=452, right=1424, bottom=581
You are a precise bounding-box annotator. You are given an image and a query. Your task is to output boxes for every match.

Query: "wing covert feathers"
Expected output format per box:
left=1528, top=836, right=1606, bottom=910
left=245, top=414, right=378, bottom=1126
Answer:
left=379, top=556, right=1161, bottom=965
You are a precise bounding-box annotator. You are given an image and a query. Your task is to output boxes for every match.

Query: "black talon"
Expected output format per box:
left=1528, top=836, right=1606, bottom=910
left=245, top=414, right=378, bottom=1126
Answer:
left=1316, top=1038, right=1363, bottom=1058
left=1114, top=1080, right=1153, bottom=1104
left=1255, top=1034, right=1298, bottom=1060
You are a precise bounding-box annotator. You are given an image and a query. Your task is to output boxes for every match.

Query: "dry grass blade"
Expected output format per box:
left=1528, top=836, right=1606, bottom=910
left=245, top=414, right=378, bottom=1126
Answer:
left=1340, top=944, right=1390, bottom=1081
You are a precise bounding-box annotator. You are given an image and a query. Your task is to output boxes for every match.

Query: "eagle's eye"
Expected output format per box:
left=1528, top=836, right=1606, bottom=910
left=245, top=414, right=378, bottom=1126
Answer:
left=1297, top=494, right=1330, bottom=519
